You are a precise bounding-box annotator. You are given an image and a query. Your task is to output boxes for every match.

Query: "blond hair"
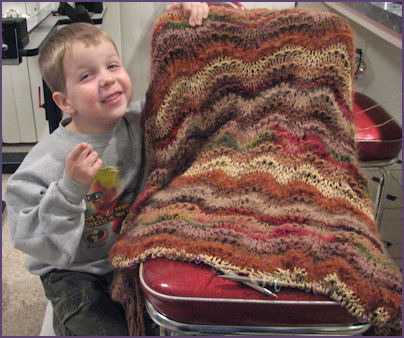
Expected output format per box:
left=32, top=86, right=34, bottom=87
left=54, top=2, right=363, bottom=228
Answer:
left=39, top=22, right=117, bottom=93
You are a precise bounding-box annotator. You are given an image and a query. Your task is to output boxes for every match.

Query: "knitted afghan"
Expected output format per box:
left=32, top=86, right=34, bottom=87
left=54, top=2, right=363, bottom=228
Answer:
left=110, top=6, right=402, bottom=335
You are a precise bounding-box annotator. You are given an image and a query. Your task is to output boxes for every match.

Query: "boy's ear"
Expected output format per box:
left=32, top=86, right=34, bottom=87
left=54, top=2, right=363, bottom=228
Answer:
left=52, top=91, right=76, bottom=115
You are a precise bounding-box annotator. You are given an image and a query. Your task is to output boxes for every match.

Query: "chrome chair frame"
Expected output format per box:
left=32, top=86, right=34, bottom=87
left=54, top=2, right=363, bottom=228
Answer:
left=358, top=158, right=397, bottom=229
left=145, top=300, right=371, bottom=336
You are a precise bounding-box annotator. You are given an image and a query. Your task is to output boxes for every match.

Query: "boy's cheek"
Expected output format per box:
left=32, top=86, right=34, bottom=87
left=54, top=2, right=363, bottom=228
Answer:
left=126, top=80, right=134, bottom=103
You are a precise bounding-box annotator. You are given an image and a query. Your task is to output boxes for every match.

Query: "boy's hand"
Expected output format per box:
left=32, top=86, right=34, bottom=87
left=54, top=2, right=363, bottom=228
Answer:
left=166, top=2, right=209, bottom=26
left=65, top=143, right=102, bottom=186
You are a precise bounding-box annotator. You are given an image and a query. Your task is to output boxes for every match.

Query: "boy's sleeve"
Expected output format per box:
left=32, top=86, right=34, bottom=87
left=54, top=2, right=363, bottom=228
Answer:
left=5, top=166, right=90, bottom=269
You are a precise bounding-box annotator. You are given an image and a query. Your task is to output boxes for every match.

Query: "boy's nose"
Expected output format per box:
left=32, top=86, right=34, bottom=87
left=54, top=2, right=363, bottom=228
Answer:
left=100, top=72, right=115, bottom=87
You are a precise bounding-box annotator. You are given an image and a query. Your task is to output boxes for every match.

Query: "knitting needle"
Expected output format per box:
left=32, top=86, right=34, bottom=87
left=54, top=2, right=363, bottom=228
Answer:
left=199, top=259, right=278, bottom=297
left=218, top=273, right=278, bottom=298
left=353, top=93, right=402, bottom=116
left=216, top=272, right=265, bottom=284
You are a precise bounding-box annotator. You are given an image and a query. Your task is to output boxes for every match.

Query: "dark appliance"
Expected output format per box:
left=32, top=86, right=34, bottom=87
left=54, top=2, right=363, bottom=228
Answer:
left=2, top=17, right=29, bottom=65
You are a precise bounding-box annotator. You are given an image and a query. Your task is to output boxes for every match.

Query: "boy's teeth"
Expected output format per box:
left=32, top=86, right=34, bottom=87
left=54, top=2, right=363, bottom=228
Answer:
left=104, top=93, right=119, bottom=102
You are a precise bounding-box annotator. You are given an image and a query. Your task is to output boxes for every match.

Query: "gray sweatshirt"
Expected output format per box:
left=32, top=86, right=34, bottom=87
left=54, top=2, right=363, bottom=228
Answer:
left=5, top=101, right=146, bottom=276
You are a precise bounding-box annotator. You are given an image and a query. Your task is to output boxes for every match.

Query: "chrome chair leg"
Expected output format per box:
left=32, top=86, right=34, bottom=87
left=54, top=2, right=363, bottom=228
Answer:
left=374, top=166, right=390, bottom=228
left=358, top=158, right=396, bottom=230
left=159, top=327, right=173, bottom=336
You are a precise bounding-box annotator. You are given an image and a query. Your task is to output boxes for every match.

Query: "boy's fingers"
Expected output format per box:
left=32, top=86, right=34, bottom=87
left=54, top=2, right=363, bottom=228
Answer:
left=202, top=2, right=209, bottom=18
left=94, top=158, right=103, bottom=171
left=166, top=2, right=179, bottom=11
left=189, top=3, right=209, bottom=26
left=196, top=6, right=203, bottom=25
left=82, top=152, right=103, bottom=177
left=77, top=144, right=94, bottom=161
left=67, top=143, right=90, bottom=161
left=181, top=2, right=191, bottom=15
left=189, top=6, right=198, bottom=26
left=167, top=2, right=209, bottom=26
left=85, top=151, right=99, bottom=165
left=89, top=159, right=103, bottom=181
left=90, top=158, right=103, bottom=176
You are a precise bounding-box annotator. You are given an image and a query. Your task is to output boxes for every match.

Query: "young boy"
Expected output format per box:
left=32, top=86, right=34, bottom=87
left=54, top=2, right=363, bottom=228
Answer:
left=5, top=3, right=209, bottom=336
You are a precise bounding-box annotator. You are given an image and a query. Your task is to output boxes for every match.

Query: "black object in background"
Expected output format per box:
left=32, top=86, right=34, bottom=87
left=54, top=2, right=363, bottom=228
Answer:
left=2, top=17, right=29, bottom=64
left=57, top=2, right=93, bottom=23
left=2, top=152, right=28, bottom=174
left=76, top=2, right=103, bottom=13
left=42, top=80, right=62, bottom=133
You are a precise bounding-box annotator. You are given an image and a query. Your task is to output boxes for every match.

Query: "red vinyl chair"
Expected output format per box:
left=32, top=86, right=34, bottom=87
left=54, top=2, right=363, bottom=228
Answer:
left=354, top=92, right=402, bottom=228
left=140, top=259, right=370, bottom=335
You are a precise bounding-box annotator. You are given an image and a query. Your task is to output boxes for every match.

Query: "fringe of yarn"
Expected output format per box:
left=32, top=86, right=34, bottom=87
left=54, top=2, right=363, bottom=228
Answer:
left=111, top=268, right=146, bottom=336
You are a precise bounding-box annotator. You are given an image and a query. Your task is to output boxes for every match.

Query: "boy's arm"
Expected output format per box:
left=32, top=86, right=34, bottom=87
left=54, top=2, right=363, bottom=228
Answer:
left=6, top=169, right=89, bottom=268
left=5, top=143, right=100, bottom=269
left=166, top=2, right=209, bottom=26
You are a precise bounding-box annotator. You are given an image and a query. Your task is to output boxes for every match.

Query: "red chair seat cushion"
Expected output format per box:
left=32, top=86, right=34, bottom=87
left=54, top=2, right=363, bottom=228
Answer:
left=140, top=258, right=360, bottom=327
left=353, top=92, right=402, bottom=161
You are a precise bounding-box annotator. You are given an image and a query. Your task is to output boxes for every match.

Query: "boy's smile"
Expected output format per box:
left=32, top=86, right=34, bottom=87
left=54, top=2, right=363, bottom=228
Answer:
left=54, top=39, right=133, bottom=134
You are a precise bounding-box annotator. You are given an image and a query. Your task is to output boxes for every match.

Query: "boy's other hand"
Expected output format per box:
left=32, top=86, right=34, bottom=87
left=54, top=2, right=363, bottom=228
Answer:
left=65, top=143, right=102, bottom=186
left=166, top=2, right=209, bottom=26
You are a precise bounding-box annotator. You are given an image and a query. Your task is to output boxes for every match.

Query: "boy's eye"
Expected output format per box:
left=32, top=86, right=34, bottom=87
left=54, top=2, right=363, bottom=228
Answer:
left=108, top=64, right=119, bottom=69
left=80, top=74, right=90, bottom=81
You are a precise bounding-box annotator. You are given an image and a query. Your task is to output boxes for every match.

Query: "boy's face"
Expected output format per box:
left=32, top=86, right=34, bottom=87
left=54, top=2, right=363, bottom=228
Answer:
left=55, top=39, right=133, bottom=133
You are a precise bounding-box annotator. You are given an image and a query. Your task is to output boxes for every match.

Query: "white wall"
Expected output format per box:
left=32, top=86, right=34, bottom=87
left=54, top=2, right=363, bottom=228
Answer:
left=101, top=2, right=122, bottom=58
left=119, top=2, right=167, bottom=101
left=101, top=2, right=167, bottom=101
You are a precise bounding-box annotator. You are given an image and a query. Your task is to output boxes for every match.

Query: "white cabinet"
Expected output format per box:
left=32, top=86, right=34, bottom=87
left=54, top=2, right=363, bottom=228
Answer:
left=2, top=57, right=50, bottom=143
left=2, top=1, right=57, bottom=144
left=27, top=55, right=51, bottom=141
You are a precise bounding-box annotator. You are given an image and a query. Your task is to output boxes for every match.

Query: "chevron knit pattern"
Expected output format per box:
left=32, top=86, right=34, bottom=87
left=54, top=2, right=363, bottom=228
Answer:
left=110, top=6, right=402, bottom=335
